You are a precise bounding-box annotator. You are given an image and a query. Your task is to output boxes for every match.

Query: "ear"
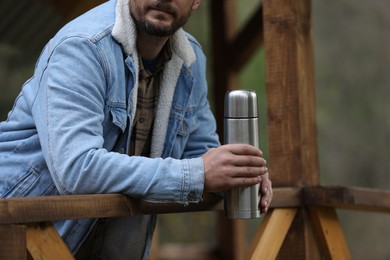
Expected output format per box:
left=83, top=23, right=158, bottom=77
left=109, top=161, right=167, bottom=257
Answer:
left=192, top=0, right=201, bottom=10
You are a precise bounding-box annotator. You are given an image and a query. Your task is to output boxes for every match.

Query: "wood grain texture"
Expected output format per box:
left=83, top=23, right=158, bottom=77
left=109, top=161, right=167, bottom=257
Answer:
left=0, top=188, right=305, bottom=225
left=263, top=0, right=320, bottom=256
left=244, top=208, right=297, bottom=260
left=263, top=0, right=319, bottom=186
left=309, top=207, right=351, bottom=259
left=0, top=224, right=26, bottom=260
left=304, top=186, right=390, bottom=213
left=27, top=222, right=74, bottom=260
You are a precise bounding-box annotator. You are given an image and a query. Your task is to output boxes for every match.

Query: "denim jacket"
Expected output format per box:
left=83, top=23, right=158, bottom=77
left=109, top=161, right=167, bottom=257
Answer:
left=0, top=0, right=220, bottom=258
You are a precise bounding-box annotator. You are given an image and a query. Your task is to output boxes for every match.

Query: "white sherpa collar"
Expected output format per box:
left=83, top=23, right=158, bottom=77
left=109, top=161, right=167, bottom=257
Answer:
left=111, top=0, right=197, bottom=157
left=112, top=0, right=196, bottom=66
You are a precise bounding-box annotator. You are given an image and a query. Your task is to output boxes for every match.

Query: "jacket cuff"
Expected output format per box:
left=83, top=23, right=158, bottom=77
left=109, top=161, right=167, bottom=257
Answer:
left=182, top=157, right=205, bottom=203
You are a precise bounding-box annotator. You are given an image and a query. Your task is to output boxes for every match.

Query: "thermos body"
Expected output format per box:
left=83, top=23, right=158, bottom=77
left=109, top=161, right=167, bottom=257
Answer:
left=224, top=90, right=261, bottom=219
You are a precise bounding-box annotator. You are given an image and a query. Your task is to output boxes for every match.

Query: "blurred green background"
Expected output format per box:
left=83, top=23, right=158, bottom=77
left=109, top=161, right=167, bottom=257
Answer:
left=1, top=0, right=390, bottom=259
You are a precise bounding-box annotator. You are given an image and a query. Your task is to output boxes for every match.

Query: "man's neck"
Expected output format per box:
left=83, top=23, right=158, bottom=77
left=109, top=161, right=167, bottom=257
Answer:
left=137, top=31, right=170, bottom=60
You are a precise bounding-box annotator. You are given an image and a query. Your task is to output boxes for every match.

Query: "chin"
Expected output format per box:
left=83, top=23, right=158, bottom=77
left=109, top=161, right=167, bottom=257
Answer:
left=145, top=23, right=176, bottom=37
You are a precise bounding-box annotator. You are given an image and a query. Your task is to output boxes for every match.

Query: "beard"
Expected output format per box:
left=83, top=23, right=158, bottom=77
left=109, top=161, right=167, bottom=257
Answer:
left=130, top=1, right=192, bottom=37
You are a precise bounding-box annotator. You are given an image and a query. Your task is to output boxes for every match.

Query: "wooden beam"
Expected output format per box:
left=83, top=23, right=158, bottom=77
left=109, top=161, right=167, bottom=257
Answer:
left=27, top=222, right=74, bottom=260
left=0, top=187, right=301, bottom=259
left=309, top=207, right=350, bottom=259
left=270, top=187, right=302, bottom=208
left=244, top=208, right=297, bottom=259
left=263, top=0, right=319, bottom=186
left=3, top=186, right=390, bottom=225
left=304, top=186, right=390, bottom=213
left=263, top=0, right=319, bottom=256
left=0, top=193, right=223, bottom=225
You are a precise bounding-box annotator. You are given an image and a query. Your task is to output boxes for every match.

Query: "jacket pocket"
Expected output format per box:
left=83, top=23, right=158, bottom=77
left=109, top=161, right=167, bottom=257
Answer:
left=3, top=168, right=40, bottom=198
left=167, top=106, right=200, bottom=158
left=109, top=106, right=127, bottom=132
left=102, top=104, right=127, bottom=149
left=177, top=108, right=200, bottom=136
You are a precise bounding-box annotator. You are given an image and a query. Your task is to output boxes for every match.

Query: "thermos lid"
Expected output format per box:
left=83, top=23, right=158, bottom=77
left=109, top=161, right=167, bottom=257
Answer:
left=224, top=90, right=258, bottom=118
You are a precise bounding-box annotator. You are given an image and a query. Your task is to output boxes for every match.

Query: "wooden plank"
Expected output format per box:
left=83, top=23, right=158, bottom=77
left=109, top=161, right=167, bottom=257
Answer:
left=0, top=188, right=302, bottom=225
left=244, top=208, right=297, bottom=259
left=0, top=224, right=26, bottom=260
left=27, top=222, right=74, bottom=260
left=263, top=0, right=320, bottom=257
left=309, top=207, right=351, bottom=259
left=263, top=0, right=319, bottom=186
left=304, top=186, right=390, bottom=213
left=0, top=193, right=223, bottom=224
left=0, top=194, right=132, bottom=224
left=269, top=187, right=302, bottom=208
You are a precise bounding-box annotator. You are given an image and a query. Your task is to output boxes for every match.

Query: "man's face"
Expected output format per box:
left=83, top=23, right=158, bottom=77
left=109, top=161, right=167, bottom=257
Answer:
left=129, top=0, right=200, bottom=37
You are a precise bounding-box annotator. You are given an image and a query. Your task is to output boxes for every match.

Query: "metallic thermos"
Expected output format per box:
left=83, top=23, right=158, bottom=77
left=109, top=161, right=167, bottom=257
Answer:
left=224, top=90, right=261, bottom=219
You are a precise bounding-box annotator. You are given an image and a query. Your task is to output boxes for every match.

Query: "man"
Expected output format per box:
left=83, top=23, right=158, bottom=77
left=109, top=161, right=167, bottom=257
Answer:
left=0, top=0, right=272, bottom=258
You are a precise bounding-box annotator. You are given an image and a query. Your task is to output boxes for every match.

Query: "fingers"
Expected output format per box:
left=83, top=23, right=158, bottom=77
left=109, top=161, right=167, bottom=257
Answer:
left=233, top=175, right=262, bottom=187
left=225, top=143, right=263, bottom=157
left=231, top=165, right=268, bottom=178
left=230, top=153, right=267, bottom=167
left=202, top=144, right=269, bottom=193
left=204, top=144, right=273, bottom=214
left=259, top=174, right=273, bottom=214
left=221, top=144, right=267, bottom=178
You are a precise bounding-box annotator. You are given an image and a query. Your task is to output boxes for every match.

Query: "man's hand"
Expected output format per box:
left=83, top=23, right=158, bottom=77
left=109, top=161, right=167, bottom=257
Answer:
left=259, top=171, right=272, bottom=214
left=202, top=144, right=272, bottom=213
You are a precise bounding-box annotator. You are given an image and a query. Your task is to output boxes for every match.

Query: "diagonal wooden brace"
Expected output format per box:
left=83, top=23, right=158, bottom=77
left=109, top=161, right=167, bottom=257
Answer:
left=309, top=207, right=351, bottom=259
left=245, top=208, right=298, bottom=259
left=27, top=222, right=74, bottom=260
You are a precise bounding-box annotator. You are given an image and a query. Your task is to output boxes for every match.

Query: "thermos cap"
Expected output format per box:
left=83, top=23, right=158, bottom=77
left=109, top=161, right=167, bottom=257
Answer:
left=224, top=90, right=258, bottom=118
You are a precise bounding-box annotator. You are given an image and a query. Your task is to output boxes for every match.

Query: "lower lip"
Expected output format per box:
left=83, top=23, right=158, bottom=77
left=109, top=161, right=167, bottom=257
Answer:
left=150, top=8, right=172, bottom=17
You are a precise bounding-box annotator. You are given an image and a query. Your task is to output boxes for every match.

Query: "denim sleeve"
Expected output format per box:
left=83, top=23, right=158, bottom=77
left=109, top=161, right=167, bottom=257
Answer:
left=30, top=36, right=204, bottom=204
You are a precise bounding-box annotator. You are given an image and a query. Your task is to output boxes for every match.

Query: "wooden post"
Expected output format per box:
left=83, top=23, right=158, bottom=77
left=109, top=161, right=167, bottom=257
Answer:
left=263, top=0, right=321, bottom=258
left=263, top=0, right=319, bottom=187
left=0, top=224, right=27, bottom=260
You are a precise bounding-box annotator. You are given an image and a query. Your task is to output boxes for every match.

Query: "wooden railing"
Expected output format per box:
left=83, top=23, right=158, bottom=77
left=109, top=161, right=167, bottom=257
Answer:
left=1, top=185, right=390, bottom=259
